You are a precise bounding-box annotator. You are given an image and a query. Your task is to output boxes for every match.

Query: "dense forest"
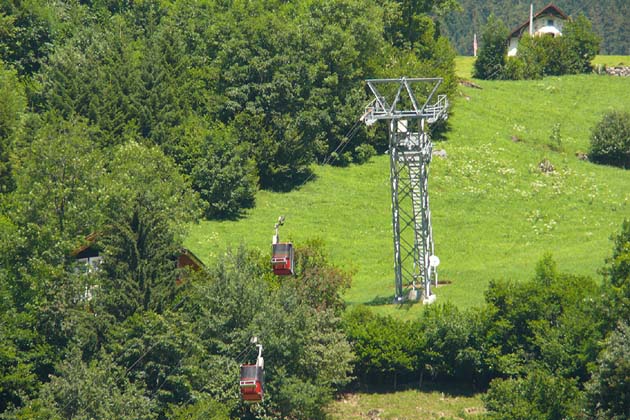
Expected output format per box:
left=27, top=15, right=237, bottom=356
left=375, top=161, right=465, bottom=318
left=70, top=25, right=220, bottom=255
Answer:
left=442, top=0, right=630, bottom=55
left=1, top=0, right=629, bottom=419
left=0, top=0, right=459, bottom=418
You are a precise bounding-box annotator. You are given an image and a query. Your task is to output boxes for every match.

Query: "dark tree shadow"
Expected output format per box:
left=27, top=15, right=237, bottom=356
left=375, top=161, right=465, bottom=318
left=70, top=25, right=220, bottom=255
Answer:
left=365, top=293, right=421, bottom=310
left=346, top=379, right=482, bottom=397
left=262, top=167, right=315, bottom=192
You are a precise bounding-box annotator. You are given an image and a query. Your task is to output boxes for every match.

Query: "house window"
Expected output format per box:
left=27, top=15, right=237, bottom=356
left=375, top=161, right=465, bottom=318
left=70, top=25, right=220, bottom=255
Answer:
left=547, top=19, right=554, bottom=26
left=76, top=256, right=103, bottom=273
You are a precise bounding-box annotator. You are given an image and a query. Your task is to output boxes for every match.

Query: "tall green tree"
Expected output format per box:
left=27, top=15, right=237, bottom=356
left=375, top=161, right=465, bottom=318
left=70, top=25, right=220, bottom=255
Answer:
left=0, top=0, right=56, bottom=75
left=12, top=113, right=104, bottom=238
left=0, top=60, right=25, bottom=193
left=98, top=142, right=200, bottom=320
left=179, top=245, right=354, bottom=419
left=473, top=15, right=508, bottom=79
left=600, top=219, right=630, bottom=325
left=563, top=13, right=601, bottom=73
left=106, top=311, right=205, bottom=414
left=384, top=0, right=461, bottom=49
left=189, top=121, right=258, bottom=219
left=0, top=267, right=41, bottom=412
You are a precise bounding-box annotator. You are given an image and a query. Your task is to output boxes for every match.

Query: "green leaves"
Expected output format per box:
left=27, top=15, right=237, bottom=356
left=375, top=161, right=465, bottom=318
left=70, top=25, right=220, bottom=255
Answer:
left=97, top=142, right=200, bottom=318
left=189, top=122, right=258, bottom=219
left=585, top=322, right=630, bottom=420
left=475, top=12, right=601, bottom=80
left=589, top=111, right=630, bottom=169
left=13, top=113, right=104, bottom=238
left=0, top=60, right=25, bottom=193
left=563, top=13, right=601, bottom=73
left=484, top=369, right=583, bottom=420
left=179, top=245, right=355, bottom=418
left=473, top=14, right=509, bottom=80
left=28, top=350, right=157, bottom=420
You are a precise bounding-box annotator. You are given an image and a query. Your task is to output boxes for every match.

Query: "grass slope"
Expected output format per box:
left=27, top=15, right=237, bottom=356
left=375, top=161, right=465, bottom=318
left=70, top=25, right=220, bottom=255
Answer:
left=454, top=55, right=630, bottom=80
left=326, top=389, right=484, bottom=419
left=186, top=64, right=630, bottom=317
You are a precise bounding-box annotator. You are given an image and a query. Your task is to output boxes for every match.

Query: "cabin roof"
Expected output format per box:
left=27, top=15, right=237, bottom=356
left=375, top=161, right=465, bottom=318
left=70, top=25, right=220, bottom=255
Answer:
left=70, top=232, right=100, bottom=257
left=70, top=232, right=204, bottom=269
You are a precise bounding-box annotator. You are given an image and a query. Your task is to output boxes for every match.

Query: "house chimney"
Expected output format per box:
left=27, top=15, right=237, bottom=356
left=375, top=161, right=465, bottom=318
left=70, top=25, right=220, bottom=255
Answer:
left=529, top=3, right=534, bottom=36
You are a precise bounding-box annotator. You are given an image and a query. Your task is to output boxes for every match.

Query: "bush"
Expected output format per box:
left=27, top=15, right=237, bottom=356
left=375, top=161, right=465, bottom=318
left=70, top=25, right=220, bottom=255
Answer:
left=353, top=144, right=376, bottom=165
left=502, top=57, right=525, bottom=80
left=483, top=370, right=584, bottom=420
left=343, top=306, right=415, bottom=388
left=589, top=111, right=630, bottom=168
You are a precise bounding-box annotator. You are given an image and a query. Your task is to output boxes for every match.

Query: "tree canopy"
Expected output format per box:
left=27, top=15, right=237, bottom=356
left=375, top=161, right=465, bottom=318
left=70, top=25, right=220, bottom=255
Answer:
left=0, top=1, right=456, bottom=417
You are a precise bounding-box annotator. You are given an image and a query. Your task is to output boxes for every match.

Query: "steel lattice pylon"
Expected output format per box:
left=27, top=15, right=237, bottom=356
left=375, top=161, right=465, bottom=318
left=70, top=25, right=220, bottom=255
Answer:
left=363, top=77, right=448, bottom=303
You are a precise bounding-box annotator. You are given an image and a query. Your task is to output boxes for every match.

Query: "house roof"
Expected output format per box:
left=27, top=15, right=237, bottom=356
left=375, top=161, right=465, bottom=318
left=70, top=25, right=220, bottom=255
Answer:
left=71, top=232, right=205, bottom=269
left=70, top=232, right=100, bottom=257
left=177, top=248, right=205, bottom=270
left=508, top=3, right=569, bottom=39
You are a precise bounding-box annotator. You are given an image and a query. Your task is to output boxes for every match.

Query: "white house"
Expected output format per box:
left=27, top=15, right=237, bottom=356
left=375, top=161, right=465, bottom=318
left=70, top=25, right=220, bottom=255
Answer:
left=507, top=3, right=569, bottom=56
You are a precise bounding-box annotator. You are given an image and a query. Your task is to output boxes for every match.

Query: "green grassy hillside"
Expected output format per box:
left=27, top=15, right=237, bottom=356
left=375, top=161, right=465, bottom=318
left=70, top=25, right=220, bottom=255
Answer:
left=326, top=388, right=484, bottom=419
left=186, top=70, right=630, bottom=316
left=592, top=55, right=630, bottom=67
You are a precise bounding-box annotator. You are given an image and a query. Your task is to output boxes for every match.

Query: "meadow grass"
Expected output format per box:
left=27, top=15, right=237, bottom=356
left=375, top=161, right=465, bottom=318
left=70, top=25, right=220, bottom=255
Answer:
left=326, top=388, right=485, bottom=419
left=455, top=56, right=476, bottom=79
left=186, top=68, right=630, bottom=317
left=592, top=55, right=630, bottom=67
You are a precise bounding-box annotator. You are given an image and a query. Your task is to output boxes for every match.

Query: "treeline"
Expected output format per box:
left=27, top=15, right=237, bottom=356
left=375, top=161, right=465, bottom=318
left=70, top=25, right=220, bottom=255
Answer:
left=344, top=229, right=630, bottom=419
left=442, top=0, right=630, bottom=56
left=0, top=0, right=457, bottom=219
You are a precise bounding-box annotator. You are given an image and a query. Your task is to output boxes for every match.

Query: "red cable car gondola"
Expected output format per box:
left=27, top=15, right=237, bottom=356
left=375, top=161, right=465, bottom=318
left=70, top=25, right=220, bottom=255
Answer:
left=271, top=216, right=294, bottom=276
left=239, top=341, right=264, bottom=403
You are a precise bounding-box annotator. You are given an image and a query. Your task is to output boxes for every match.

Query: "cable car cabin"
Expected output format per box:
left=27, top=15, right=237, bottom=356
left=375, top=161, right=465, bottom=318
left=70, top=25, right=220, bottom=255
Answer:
left=239, top=364, right=264, bottom=403
left=271, top=242, right=294, bottom=276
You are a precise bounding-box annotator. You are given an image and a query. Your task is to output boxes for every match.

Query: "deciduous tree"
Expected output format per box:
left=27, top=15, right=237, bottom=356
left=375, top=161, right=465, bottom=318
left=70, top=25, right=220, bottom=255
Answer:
left=473, top=15, right=508, bottom=79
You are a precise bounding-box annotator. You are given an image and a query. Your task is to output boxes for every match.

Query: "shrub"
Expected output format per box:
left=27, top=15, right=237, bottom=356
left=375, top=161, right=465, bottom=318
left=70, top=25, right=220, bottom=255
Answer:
left=343, top=306, right=415, bottom=388
left=589, top=111, right=630, bottom=168
left=502, top=57, right=525, bottom=80
left=353, top=143, right=376, bottom=164
left=483, top=370, right=584, bottom=420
